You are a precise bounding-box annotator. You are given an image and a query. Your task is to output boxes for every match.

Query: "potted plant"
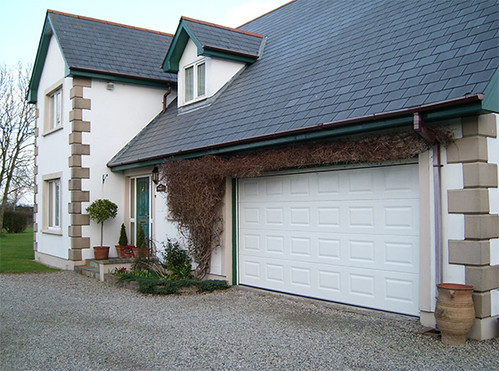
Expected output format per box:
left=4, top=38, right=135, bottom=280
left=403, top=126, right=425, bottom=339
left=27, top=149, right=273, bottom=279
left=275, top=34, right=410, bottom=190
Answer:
left=86, top=199, right=118, bottom=260
left=116, top=223, right=134, bottom=258
left=133, top=224, right=149, bottom=258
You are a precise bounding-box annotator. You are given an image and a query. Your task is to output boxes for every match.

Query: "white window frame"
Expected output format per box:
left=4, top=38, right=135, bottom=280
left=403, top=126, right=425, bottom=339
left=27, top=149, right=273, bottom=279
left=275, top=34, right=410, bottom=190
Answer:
left=48, top=179, right=60, bottom=229
left=184, top=60, right=206, bottom=103
left=42, top=172, right=63, bottom=235
left=49, top=88, right=62, bottom=130
left=43, top=79, right=64, bottom=135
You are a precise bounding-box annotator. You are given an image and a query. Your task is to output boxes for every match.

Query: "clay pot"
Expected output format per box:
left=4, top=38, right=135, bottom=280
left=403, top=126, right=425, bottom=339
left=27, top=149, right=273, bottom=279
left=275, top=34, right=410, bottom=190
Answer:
left=93, top=246, right=110, bottom=260
left=115, top=245, right=126, bottom=258
left=435, top=283, right=475, bottom=345
left=132, top=247, right=149, bottom=258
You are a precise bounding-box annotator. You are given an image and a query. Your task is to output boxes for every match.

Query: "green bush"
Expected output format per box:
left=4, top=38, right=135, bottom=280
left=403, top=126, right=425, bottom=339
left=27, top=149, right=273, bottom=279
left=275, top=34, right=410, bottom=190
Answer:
left=136, top=224, right=145, bottom=248
left=3, top=210, right=28, bottom=233
left=118, top=223, right=128, bottom=246
left=162, top=239, right=192, bottom=280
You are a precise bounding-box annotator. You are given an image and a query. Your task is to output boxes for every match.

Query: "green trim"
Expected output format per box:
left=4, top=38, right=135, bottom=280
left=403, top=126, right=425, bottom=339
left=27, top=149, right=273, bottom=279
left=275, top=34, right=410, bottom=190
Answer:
left=231, top=178, right=237, bottom=286
left=482, top=68, right=499, bottom=113
left=422, top=102, right=485, bottom=121
left=163, top=20, right=201, bottom=72
left=163, top=19, right=258, bottom=73
left=69, top=70, right=171, bottom=88
left=203, top=49, right=258, bottom=64
left=109, top=159, right=164, bottom=172
left=28, top=17, right=54, bottom=103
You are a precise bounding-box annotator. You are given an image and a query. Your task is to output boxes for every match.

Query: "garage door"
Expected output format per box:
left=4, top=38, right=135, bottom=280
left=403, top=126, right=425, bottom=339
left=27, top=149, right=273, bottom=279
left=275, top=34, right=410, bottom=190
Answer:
left=238, top=164, right=419, bottom=315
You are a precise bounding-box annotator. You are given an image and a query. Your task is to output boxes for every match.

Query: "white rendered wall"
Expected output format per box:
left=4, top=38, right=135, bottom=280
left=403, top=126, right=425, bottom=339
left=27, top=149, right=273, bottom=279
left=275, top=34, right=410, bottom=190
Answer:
left=35, top=35, right=71, bottom=260
left=177, top=39, right=245, bottom=107
left=80, top=81, right=174, bottom=261
left=441, top=122, right=466, bottom=283
left=487, top=114, right=499, bottom=266
left=487, top=114, right=499, bottom=317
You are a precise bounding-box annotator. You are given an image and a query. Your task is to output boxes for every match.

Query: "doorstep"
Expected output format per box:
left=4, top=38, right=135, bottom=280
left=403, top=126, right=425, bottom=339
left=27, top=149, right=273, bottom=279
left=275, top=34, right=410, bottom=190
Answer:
left=74, top=258, right=133, bottom=282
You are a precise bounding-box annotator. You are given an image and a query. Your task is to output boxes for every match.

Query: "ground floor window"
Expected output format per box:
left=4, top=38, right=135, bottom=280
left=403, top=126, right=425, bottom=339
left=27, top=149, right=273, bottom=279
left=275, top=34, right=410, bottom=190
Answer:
left=48, top=179, right=60, bottom=228
left=42, top=172, right=62, bottom=234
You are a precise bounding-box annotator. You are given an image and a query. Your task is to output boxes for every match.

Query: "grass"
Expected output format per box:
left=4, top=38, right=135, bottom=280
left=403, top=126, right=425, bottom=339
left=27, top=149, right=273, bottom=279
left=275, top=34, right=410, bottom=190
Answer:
left=0, top=228, right=58, bottom=273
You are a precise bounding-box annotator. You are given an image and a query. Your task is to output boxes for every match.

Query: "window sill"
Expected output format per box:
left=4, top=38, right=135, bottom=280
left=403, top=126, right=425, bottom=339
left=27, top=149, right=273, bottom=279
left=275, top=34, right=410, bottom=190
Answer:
left=42, top=125, right=63, bottom=137
left=42, top=229, right=63, bottom=236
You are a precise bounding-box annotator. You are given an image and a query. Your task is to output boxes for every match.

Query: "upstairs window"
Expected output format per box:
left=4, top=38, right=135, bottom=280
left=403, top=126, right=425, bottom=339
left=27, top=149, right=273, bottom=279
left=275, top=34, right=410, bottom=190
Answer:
left=49, top=88, right=62, bottom=130
left=185, top=60, right=205, bottom=102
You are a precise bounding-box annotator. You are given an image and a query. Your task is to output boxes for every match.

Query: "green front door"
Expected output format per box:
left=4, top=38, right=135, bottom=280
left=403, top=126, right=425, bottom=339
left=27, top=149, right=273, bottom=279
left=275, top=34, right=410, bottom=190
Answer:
left=136, top=177, right=150, bottom=247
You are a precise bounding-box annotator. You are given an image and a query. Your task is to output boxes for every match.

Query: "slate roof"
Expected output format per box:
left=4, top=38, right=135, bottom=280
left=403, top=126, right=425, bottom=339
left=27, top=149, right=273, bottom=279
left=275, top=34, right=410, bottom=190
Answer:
left=47, top=10, right=176, bottom=82
left=182, top=17, right=263, bottom=57
left=109, top=0, right=499, bottom=168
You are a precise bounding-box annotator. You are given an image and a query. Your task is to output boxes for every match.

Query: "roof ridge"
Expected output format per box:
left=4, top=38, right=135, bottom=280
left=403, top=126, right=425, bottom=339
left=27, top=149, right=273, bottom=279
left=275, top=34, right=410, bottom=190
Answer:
left=181, top=16, right=263, bottom=38
left=47, top=9, right=173, bottom=37
left=237, top=0, right=297, bottom=28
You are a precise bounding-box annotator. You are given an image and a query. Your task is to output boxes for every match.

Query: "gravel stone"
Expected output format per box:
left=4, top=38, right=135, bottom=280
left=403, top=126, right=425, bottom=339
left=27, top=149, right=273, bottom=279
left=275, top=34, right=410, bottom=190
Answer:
left=1, top=272, right=498, bottom=370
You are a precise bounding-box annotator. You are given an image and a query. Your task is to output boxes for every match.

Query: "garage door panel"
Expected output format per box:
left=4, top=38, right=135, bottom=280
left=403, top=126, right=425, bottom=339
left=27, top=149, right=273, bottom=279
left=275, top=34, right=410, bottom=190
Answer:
left=240, top=230, right=418, bottom=274
left=238, top=164, right=419, bottom=315
left=240, top=200, right=418, bottom=236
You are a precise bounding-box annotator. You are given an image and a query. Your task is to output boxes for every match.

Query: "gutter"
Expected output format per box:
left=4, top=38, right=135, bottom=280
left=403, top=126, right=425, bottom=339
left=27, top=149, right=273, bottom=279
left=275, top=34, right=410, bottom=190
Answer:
left=109, top=94, right=484, bottom=170
left=69, top=66, right=176, bottom=85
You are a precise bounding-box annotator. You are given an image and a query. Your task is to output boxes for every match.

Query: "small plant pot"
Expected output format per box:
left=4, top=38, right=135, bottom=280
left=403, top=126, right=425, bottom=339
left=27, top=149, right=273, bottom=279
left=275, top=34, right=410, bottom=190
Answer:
left=115, top=245, right=127, bottom=258
left=94, top=246, right=110, bottom=260
left=124, top=246, right=135, bottom=258
left=132, top=247, right=149, bottom=258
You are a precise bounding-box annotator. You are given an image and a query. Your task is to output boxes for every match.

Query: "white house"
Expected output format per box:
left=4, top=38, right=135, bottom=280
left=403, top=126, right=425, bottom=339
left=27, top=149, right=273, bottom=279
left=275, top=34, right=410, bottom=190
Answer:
left=30, top=1, right=499, bottom=340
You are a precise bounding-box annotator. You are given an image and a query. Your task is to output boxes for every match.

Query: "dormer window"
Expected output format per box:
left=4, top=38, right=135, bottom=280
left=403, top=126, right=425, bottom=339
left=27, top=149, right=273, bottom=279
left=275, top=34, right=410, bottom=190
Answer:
left=185, top=60, right=205, bottom=102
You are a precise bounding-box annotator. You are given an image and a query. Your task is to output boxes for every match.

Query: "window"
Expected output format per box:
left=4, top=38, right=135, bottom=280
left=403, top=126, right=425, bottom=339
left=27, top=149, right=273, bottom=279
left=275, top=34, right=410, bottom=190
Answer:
left=184, top=60, right=205, bottom=102
left=48, top=179, right=60, bottom=228
left=49, top=88, right=62, bottom=130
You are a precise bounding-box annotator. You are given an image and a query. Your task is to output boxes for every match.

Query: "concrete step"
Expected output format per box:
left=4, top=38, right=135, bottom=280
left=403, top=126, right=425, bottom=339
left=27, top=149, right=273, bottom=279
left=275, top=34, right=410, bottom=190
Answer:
left=88, top=258, right=132, bottom=269
left=78, top=266, right=100, bottom=280
left=75, top=258, right=134, bottom=282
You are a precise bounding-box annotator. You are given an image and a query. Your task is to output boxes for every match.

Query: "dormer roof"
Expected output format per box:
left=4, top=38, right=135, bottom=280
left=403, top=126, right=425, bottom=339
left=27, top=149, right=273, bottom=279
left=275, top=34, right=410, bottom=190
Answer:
left=28, top=10, right=176, bottom=103
left=162, top=17, right=264, bottom=72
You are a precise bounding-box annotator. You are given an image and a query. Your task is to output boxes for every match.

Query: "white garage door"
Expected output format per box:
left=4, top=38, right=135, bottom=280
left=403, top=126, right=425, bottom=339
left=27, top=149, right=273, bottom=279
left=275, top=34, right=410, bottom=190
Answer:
left=238, top=164, right=420, bottom=315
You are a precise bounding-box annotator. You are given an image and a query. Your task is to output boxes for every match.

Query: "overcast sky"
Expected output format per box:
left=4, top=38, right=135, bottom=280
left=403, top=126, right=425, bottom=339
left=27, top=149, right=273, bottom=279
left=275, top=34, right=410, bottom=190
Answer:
left=0, top=0, right=290, bottom=68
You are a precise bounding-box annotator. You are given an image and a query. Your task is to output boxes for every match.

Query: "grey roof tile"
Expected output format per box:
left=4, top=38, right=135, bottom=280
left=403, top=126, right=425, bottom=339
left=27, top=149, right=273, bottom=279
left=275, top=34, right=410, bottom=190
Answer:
left=183, top=18, right=262, bottom=57
left=48, top=11, right=176, bottom=83
left=109, top=0, right=499, bottom=167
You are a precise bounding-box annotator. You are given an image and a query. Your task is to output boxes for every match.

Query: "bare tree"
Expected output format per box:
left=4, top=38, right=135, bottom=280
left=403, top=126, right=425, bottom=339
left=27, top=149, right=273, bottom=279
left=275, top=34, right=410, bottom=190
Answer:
left=0, top=63, right=35, bottom=232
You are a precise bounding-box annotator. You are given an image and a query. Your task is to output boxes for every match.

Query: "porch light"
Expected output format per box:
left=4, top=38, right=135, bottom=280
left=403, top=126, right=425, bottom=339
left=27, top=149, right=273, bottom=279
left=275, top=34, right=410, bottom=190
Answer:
left=152, top=166, right=159, bottom=184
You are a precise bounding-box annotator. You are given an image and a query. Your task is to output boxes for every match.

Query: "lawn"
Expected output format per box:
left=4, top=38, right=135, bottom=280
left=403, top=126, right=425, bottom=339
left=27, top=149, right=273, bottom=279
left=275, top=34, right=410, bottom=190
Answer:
left=0, top=228, right=58, bottom=273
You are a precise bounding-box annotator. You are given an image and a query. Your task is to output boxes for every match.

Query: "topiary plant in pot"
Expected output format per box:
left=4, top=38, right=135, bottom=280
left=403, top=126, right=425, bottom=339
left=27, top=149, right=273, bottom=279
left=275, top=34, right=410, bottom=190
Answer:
left=86, top=199, right=118, bottom=260
left=116, top=223, right=133, bottom=258
left=133, top=224, right=149, bottom=258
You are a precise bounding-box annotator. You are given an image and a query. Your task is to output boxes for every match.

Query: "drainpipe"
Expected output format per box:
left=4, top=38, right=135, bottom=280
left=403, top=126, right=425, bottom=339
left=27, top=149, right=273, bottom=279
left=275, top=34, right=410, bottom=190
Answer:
left=413, top=113, right=442, bottom=290
left=432, top=142, right=442, bottom=287
left=162, top=87, right=172, bottom=113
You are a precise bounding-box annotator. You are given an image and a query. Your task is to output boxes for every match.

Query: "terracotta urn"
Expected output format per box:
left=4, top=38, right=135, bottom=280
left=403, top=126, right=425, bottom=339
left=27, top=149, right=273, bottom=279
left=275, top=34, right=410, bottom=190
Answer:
left=435, top=283, right=475, bottom=345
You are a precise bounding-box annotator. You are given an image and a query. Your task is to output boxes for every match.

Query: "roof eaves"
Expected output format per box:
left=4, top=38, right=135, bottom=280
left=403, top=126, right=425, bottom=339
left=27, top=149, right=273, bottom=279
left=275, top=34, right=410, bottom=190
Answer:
left=69, top=66, right=176, bottom=86
left=109, top=95, right=486, bottom=171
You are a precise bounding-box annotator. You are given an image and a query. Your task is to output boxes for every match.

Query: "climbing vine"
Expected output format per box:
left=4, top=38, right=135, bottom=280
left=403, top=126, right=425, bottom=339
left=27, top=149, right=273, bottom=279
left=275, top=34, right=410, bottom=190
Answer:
left=161, top=129, right=453, bottom=278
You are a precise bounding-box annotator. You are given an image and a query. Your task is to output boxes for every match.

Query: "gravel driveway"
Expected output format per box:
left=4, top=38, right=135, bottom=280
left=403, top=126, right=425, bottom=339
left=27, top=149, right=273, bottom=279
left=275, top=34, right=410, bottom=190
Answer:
left=0, top=272, right=497, bottom=370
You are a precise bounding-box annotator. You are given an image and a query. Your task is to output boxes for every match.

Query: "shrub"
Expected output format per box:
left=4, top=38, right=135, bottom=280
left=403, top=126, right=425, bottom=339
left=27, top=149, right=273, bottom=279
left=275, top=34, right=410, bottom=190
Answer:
left=118, top=223, right=128, bottom=246
left=162, top=239, right=192, bottom=280
left=3, top=210, right=28, bottom=233
left=136, top=224, right=145, bottom=248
